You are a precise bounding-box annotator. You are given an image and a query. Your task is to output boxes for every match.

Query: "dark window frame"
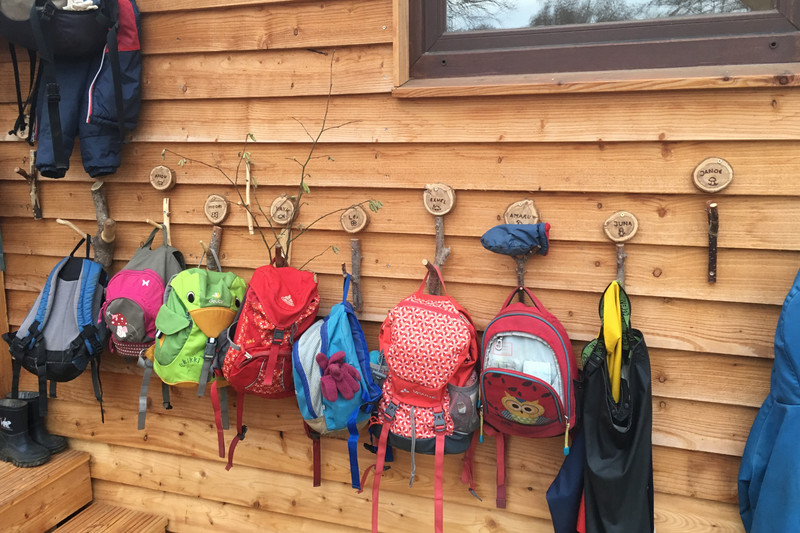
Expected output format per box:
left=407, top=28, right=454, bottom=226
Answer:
left=408, top=0, right=800, bottom=79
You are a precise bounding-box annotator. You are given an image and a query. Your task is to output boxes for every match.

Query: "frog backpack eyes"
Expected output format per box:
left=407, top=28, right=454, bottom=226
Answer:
left=186, top=291, right=196, bottom=304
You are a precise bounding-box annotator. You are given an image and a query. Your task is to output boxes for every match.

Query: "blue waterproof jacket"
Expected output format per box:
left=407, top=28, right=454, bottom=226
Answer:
left=739, top=265, right=800, bottom=532
left=34, top=0, right=141, bottom=178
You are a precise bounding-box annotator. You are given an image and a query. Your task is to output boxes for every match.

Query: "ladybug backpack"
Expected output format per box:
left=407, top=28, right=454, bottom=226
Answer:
left=371, top=265, right=480, bottom=533
left=480, top=286, right=577, bottom=508
left=218, top=264, right=320, bottom=469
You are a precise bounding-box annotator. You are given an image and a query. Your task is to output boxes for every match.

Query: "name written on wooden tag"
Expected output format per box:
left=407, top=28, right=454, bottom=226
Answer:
left=603, top=210, right=639, bottom=242
left=341, top=205, right=369, bottom=233
left=270, top=194, right=296, bottom=226
left=423, top=183, right=455, bottom=215
left=504, top=199, right=540, bottom=224
left=149, top=165, right=176, bottom=191
left=693, top=157, right=733, bottom=193
left=204, top=194, right=229, bottom=224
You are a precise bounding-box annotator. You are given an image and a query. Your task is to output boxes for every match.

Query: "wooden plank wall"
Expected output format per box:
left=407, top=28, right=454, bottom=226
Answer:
left=1, top=0, right=797, bottom=531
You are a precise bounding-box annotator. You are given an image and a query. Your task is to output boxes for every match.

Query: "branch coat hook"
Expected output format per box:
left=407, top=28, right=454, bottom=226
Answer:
left=602, top=210, right=639, bottom=288
left=15, top=149, right=41, bottom=220
left=692, top=158, right=731, bottom=284
left=423, top=183, right=455, bottom=295
left=340, top=204, right=370, bottom=312
left=706, top=201, right=719, bottom=283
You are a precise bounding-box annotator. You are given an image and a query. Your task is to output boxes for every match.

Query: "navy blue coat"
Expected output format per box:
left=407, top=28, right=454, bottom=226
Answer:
left=739, top=265, right=800, bottom=532
left=34, top=0, right=141, bottom=178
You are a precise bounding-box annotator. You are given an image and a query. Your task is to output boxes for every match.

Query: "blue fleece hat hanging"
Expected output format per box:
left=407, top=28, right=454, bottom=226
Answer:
left=481, top=223, right=550, bottom=257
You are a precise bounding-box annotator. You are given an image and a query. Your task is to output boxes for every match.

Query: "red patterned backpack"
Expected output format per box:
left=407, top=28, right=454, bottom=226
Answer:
left=216, top=264, right=320, bottom=469
left=370, top=265, right=480, bottom=533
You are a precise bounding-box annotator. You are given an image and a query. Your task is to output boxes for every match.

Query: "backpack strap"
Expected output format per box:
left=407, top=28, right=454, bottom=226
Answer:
left=7, top=43, right=38, bottom=144
left=225, top=390, right=247, bottom=470
left=371, top=401, right=397, bottom=533
left=303, top=423, right=322, bottom=487
left=196, top=337, right=217, bottom=397
left=137, top=356, right=153, bottom=430
left=432, top=409, right=447, bottom=533
left=211, top=380, right=231, bottom=458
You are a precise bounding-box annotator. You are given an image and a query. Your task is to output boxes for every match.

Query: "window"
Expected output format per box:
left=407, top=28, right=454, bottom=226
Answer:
left=407, top=0, right=800, bottom=79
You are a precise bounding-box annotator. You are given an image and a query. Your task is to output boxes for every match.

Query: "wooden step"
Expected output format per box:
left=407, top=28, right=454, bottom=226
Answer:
left=0, top=449, right=92, bottom=532
left=53, top=502, right=168, bottom=533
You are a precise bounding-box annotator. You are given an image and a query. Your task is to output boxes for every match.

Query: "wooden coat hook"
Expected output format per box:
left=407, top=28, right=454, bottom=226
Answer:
left=145, top=198, right=172, bottom=246
left=423, top=184, right=455, bottom=295
left=602, top=210, right=638, bottom=287
left=706, top=201, right=719, bottom=283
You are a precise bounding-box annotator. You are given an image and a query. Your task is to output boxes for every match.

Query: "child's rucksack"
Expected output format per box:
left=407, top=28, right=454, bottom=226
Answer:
left=480, top=286, right=577, bottom=508
left=100, top=226, right=185, bottom=358
left=137, top=252, right=246, bottom=429
left=292, top=273, right=382, bottom=488
left=3, top=237, right=107, bottom=418
left=370, top=265, right=480, bottom=533
left=220, top=264, right=320, bottom=469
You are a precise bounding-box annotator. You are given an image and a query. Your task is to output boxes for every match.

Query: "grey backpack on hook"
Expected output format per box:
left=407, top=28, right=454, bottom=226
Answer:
left=2, top=237, right=108, bottom=420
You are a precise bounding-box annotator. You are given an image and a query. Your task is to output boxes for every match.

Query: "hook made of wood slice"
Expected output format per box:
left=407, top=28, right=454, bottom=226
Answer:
left=693, top=157, right=733, bottom=193
left=603, top=210, right=639, bottom=243
left=270, top=194, right=296, bottom=226
left=504, top=199, right=540, bottom=225
left=423, top=183, right=455, bottom=216
left=204, top=194, right=229, bottom=225
left=341, top=205, right=370, bottom=233
left=150, top=165, right=177, bottom=192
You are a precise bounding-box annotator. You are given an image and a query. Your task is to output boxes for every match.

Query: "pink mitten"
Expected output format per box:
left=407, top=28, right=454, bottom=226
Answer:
left=317, top=351, right=361, bottom=401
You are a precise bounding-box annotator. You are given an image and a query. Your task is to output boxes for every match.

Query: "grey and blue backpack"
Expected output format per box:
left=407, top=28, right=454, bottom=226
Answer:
left=3, top=237, right=108, bottom=419
left=292, top=273, right=382, bottom=489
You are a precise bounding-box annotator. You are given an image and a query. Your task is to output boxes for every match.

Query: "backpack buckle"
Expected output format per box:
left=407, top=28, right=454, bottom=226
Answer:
left=382, top=401, right=398, bottom=421
left=45, top=83, right=60, bottom=103
left=237, top=425, right=248, bottom=441
left=40, top=1, right=56, bottom=21
left=433, top=411, right=447, bottom=433
left=272, top=329, right=284, bottom=344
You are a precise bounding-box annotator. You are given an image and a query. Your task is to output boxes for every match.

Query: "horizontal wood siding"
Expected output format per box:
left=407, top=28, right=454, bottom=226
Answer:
left=0, top=0, right=792, bottom=531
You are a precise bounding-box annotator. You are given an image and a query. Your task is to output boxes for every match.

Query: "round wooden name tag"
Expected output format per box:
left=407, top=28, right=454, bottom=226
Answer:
left=603, top=211, right=639, bottom=242
left=204, top=194, right=229, bottom=224
left=341, top=205, right=369, bottom=233
left=423, top=183, right=455, bottom=215
left=270, top=195, right=295, bottom=225
left=693, top=157, right=733, bottom=193
left=504, top=199, right=540, bottom=224
left=149, top=165, right=176, bottom=191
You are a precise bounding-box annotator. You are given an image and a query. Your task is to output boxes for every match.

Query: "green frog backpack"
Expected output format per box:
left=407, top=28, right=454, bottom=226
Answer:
left=137, top=251, right=246, bottom=429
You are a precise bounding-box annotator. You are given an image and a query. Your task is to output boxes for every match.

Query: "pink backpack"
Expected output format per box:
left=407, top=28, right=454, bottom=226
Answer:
left=370, top=265, right=479, bottom=533
left=100, top=227, right=185, bottom=357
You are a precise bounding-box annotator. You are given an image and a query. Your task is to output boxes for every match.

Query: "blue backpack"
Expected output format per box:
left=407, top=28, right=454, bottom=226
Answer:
left=292, top=274, right=382, bottom=489
left=3, top=238, right=108, bottom=419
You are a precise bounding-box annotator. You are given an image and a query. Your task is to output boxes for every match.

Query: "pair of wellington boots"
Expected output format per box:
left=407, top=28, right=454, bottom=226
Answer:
left=0, top=392, right=67, bottom=468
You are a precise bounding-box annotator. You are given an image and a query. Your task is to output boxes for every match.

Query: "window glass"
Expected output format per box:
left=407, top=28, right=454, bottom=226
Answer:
left=446, top=0, right=776, bottom=31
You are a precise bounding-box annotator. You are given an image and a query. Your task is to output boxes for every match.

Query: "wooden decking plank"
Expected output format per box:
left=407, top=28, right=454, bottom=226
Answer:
left=53, top=501, right=167, bottom=533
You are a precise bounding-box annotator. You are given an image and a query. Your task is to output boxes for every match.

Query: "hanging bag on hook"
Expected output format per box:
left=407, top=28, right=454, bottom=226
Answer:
left=3, top=237, right=108, bottom=420
left=480, top=285, right=577, bottom=508
left=137, top=248, right=246, bottom=429
left=100, top=225, right=185, bottom=358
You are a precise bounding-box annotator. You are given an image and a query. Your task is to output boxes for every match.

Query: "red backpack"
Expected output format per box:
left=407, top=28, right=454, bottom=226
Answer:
left=480, top=286, right=577, bottom=508
left=370, top=265, right=479, bottom=533
left=216, top=264, right=320, bottom=469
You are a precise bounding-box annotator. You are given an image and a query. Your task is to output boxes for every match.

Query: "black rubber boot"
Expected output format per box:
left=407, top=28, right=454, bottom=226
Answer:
left=7, top=392, right=67, bottom=454
left=0, top=398, right=51, bottom=468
